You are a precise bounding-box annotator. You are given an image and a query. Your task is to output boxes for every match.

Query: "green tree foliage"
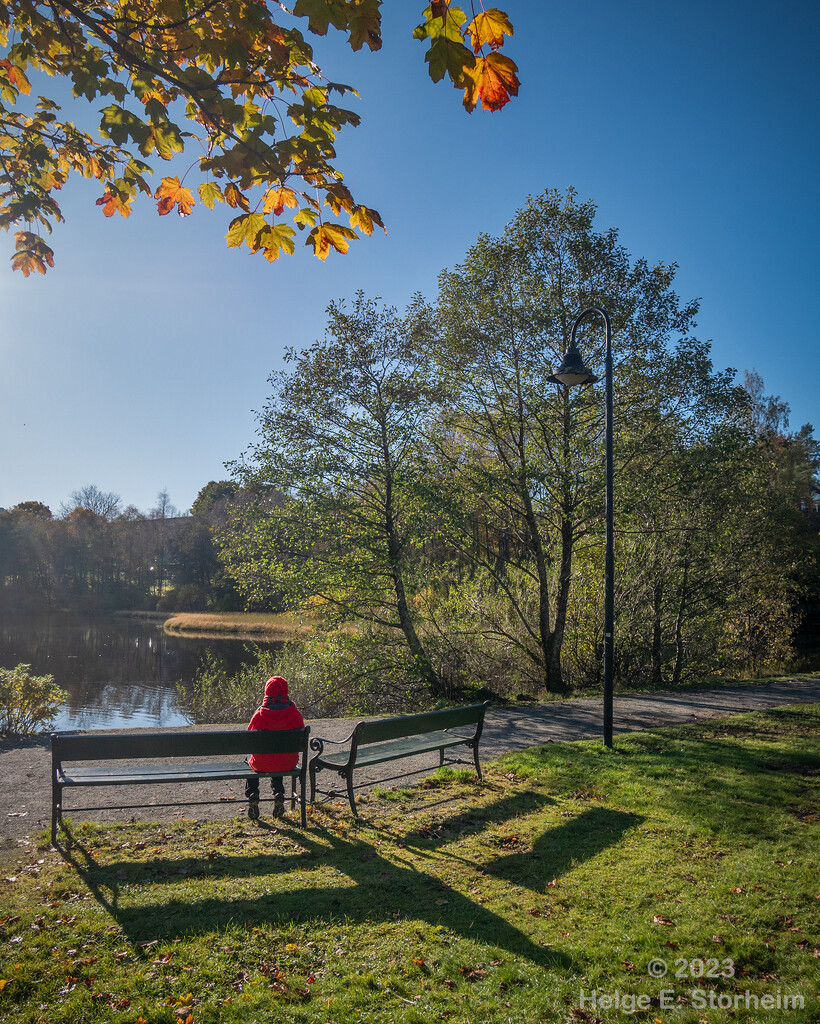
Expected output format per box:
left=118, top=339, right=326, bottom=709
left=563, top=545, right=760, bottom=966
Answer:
left=223, top=293, right=448, bottom=695
left=0, top=662, right=66, bottom=736
left=220, top=190, right=818, bottom=702
left=416, top=189, right=704, bottom=692
left=0, top=1, right=517, bottom=273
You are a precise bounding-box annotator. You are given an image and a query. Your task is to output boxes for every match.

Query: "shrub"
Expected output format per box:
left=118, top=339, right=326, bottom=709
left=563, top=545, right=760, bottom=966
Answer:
left=0, top=663, right=67, bottom=737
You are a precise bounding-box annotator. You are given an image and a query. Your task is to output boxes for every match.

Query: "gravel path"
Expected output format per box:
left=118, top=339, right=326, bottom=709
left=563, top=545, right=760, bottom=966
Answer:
left=2, top=677, right=818, bottom=851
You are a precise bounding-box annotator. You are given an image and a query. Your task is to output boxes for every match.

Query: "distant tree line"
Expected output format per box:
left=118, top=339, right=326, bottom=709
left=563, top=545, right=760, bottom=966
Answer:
left=0, top=482, right=255, bottom=614
left=220, top=190, right=820, bottom=702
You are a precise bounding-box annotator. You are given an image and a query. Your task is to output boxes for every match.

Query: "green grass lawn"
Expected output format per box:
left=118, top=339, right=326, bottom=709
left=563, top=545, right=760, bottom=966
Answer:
left=1, top=705, right=818, bottom=1023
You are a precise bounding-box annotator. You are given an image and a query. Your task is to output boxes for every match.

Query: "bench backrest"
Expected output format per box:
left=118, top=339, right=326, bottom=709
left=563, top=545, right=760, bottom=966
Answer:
left=352, top=702, right=489, bottom=748
left=52, top=727, right=310, bottom=764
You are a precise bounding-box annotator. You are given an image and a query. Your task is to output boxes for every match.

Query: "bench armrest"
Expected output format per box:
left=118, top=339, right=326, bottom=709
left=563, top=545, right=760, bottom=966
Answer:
left=310, top=732, right=355, bottom=757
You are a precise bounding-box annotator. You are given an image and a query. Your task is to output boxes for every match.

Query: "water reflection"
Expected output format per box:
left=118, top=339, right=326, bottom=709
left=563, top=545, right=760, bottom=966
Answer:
left=0, top=614, right=279, bottom=731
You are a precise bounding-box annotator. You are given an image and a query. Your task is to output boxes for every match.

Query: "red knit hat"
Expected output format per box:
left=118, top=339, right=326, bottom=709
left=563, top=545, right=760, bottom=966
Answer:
left=264, top=675, right=289, bottom=698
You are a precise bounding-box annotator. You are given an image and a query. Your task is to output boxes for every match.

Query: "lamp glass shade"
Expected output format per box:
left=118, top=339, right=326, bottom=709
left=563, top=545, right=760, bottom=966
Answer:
left=547, top=345, right=598, bottom=386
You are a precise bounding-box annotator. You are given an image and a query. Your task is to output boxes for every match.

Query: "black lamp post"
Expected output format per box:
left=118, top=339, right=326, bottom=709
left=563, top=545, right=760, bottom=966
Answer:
left=547, top=306, right=614, bottom=748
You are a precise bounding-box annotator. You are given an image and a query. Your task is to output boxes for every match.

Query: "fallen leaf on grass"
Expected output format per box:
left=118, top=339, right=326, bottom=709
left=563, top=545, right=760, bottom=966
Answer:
left=459, top=966, right=488, bottom=981
left=569, top=1008, right=603, bottom=1022
left=653, top=915, right=676, bottom=926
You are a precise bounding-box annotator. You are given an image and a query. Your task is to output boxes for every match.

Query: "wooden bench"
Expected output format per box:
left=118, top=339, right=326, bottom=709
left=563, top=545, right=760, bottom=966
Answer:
left=308, top=702, right=489, bottom=815
left=50, top=726, right=311, bottom=842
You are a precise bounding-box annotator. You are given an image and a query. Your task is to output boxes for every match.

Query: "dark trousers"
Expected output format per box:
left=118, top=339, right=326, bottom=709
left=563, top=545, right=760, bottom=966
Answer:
left=245, top=775, right=285, bottom=801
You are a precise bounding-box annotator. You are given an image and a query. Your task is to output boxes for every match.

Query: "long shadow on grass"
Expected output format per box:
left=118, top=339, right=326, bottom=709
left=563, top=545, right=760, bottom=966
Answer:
left=55, top=796, right=586, bottom=967
left=480, top=806, right=642, bottom=890
left=608, top=721, right=820, bottom=839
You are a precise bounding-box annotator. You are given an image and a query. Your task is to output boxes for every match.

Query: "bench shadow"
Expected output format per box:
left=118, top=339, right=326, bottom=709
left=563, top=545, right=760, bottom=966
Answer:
left=480, top=806, right=642, bottom=889
left=381, top=789, right=557, bottom=849
left=50, top=793, right=581, bottom=968
left=52, top=791, right=641, bottom=969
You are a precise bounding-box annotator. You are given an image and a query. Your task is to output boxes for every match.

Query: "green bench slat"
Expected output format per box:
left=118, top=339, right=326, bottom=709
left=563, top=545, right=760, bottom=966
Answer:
left=316, top=731, right=472, bottom=769
left=309, top=702, right=489, bottom=815
left=52, top=729, right=305, bottom=761
left=58, top=761, right=296, bottom=786
left=51, top=727, right=311, bottom=841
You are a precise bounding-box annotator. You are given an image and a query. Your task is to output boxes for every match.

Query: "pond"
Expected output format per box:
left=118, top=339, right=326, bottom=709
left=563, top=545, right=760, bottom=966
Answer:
left=0, top=614, right=280, bottom=731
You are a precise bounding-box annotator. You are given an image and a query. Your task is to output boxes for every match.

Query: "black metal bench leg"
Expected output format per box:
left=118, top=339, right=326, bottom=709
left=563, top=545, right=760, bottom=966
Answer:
left=472, top=742, right=482, bottom=780
left=52, top=783, right=61, bottom=845
left=344, top=771, right=358, bottom=817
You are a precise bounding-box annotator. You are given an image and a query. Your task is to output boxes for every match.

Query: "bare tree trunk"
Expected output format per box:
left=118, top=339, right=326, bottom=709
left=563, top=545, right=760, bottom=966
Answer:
left=672, top=559, right=690, bottom=686
left=652, top=580, right=664, bottom=687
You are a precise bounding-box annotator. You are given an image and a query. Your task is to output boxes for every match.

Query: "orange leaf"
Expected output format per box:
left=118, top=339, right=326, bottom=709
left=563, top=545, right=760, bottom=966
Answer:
left=96, top=190, right=131, bottom=218
left=263, top=186, right=300, bottom=216
left=155, top=176, right=195, bottom=216
left=224, top=182, right=250, bottom=211
left=0, top=59, right=31, bottom=94
left=463, top=52, right=519, bottom=112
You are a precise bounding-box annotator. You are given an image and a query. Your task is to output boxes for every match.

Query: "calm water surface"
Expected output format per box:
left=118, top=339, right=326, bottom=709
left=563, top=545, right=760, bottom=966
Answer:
left=0, top=614, right=278, bottom=731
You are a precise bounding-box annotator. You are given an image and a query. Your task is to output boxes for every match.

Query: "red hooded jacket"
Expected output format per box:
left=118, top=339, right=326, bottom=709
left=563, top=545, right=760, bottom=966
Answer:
left=247, top=676, right=305, bottom=772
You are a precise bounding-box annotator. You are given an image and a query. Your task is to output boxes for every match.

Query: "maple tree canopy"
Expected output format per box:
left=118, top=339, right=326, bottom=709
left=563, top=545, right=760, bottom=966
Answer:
left=0, top=1, right=518, bottom=275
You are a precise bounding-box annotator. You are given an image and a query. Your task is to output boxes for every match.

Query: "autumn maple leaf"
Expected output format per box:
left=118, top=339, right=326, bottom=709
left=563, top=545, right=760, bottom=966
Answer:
left=307, top=222, right=358, bottom=260
left=96, top=190, right=131, bottom=218
left=467, top=9, right=514, bottom=53
left=464, top=52, right=520, bottom=112
left=154, top=176, right=195, bottom=216
left=11, top=231, right=54, bottom=276
left=263, top=186, right=300, bottom=216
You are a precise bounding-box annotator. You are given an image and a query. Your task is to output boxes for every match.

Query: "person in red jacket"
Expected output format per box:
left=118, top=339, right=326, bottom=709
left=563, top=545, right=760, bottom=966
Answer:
left=245, top=675, right=305, bottom=820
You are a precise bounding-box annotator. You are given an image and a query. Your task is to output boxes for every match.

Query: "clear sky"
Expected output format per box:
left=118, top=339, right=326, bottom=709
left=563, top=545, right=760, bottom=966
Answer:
left=1, top=0, right=818, bottom=515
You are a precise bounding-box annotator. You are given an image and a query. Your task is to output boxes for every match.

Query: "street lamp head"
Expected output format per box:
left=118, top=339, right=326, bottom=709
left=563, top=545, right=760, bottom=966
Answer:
left=547, top=343, right=598, bottom=386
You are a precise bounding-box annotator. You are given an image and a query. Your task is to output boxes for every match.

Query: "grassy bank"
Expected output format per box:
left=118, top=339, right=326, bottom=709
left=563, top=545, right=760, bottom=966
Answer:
left=1, top=705, right=818, bottom=1023
left=163, top=611, right=317, bottom=641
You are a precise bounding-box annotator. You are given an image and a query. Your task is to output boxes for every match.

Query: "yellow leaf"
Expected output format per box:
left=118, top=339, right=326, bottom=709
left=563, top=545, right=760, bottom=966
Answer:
left=258, top=223, right=296, bottom=260
left=466, top=9, right=513, bottom=54
left=350, top=205, right=385, bottom=236
left=307, top=222, right=358, bottom=260
left=197, top=182, right=224, bottom=209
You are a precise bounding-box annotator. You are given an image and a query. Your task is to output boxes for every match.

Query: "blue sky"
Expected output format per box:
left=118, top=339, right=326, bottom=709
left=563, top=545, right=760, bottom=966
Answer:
left=2, top=0, right=818, bottom=515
